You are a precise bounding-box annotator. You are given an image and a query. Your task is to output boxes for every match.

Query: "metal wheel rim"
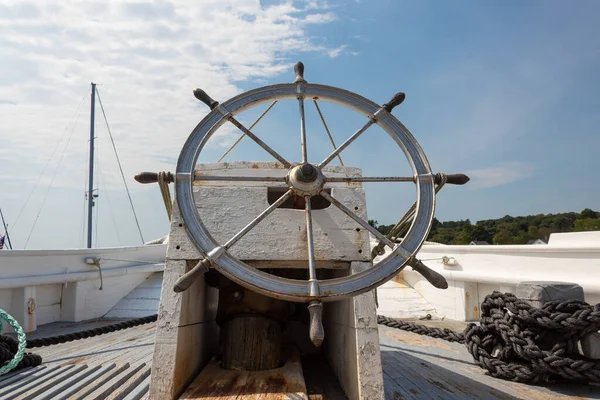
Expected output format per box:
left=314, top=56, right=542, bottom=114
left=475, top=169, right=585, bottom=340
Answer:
left=176, top=83, right=435, bottom=302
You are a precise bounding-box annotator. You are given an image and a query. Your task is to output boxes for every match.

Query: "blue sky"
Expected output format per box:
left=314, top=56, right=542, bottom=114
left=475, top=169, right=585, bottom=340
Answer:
left=1, top=0, right=599, bottom=249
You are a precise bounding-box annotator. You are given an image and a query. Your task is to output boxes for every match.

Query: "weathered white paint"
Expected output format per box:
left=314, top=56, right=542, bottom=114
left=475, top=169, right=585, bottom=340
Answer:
left=193, top=162, right=370, bottom=263
left=149, top=162, right=384, bottom=399
left=374, top=231, right=600, bottom=321
left=148, top=202, right=219, bottom=400
left=36, top=284, right=62, bottom=326
left=0, top=244, right=166, bottom=331
left=105, top=272, right=163, bottom=319
left=60, top=274, right=154, bottom=322
left=324, top=262, right=384, bottom=400
left=375, top=279, right=437, bottom=320
left=8, top=287, right=37, bottom=332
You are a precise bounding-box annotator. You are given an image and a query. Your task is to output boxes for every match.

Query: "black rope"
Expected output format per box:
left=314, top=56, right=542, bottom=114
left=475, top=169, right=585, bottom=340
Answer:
left=377, top=315, right=465, bottom=343
left=1, top=313, right=157, bottom=373
left=0, top=335, right=42, bottom=372
left=26, top=314, right=157, bottom=348
left=378, top=291, right=600, bottom=383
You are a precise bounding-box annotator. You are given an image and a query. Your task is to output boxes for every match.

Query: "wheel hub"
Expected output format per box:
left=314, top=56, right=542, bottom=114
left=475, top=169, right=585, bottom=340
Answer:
left=286, top=163, right=324, bottom=196
left=296, top=163, right=318, bottom=182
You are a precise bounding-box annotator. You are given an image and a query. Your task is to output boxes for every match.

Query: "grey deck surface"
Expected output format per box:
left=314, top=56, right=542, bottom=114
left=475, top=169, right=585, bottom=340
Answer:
left=28, top=319, right=156, bottom=367
left=4, top=320, right=600, bottom=399
left=0, top=321, right=154, bottom=399
left=379, top=324, right=600, bottom=400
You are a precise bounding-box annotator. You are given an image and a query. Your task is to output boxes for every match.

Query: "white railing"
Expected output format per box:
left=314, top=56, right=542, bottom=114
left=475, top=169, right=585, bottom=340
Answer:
left=0, top=244, right=167, bottom=332
left=376, top=231, right=600, bottom=321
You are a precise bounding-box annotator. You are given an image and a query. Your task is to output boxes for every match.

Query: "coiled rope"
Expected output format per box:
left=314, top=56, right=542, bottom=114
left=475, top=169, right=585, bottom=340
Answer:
left=0, top=309, right=41, bottom=375
left=26, top=314, right=157, bottom=348
left=378, top=291, right=600, bottom=383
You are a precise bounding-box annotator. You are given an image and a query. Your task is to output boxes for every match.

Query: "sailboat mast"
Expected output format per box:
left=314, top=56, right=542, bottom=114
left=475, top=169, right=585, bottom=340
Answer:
left=87, top=82, right=96, bottom=249
left=0, top=207, right=12, bottom=249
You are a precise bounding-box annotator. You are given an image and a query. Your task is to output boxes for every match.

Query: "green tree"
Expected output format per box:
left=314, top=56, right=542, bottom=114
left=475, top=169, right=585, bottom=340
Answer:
left=539, top=227, right=552, bottom=241
left=574, top=218, right=600, bottom=232
left=473, top=224, right=492, bottom=242
left=377, top=209, right=596, bottom=245
left=456, top=221, right=475, bottom=244
left=581, top=208, right=598, bottom=219
left=428, top=227, right=459, bottom=244
left=493, top=229, right=512, bottom=244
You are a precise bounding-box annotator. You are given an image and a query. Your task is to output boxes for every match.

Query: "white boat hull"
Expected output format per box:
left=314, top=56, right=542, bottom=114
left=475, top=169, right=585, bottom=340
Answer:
left=379, top=231, right=600, bottom=321
left=0, top=244, right=166, bottom=332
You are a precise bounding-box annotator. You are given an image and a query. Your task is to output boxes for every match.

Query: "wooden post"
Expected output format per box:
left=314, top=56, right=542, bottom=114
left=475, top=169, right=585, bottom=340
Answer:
left=221, top=315, right=281, bottom=371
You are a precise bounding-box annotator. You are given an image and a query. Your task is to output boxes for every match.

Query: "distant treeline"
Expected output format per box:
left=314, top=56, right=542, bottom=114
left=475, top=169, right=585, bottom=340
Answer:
left=369, top=208, right=600, bottom=245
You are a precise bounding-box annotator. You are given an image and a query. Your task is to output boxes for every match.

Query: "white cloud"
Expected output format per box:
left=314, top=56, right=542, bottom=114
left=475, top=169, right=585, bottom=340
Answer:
left=466, top=161, right=534, bottom=189
left=0, top=0, right=352, bottom=248
left=0, top=0, right=347, bottom=190
left=327, top=44, right=347, bottom=58
left=302, top=12, right=337, bottom=24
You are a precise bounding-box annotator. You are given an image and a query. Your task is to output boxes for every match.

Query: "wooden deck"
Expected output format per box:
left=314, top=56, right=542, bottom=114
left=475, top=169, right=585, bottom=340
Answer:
left=379, top=323, right=600, bottom=400
left=0, top=320, right=155, bottom=400
left=25, top=319, right=156, bottom=367
left=3, top=319, right=600, bottom=399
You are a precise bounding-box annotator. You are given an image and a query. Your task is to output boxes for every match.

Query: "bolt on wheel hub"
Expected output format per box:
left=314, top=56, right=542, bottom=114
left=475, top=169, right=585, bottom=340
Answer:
left=286, top=163, right=325, bottom=196
left=296, top=164, right=318, bottom=182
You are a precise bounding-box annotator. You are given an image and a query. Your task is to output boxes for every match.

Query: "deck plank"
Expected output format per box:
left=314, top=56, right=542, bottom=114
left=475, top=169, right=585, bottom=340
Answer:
left=379, top=324, right=600, bottom=400
left=10, top=318, right=600, bottom=400
left=180, top=348, right=308, bottom=400
left=31, top=322, right=155, bottom=367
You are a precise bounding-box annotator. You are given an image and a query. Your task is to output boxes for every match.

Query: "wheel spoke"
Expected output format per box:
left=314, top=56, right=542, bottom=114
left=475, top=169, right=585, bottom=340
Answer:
left=305, top=195, right=317, bottom=280
left=299, top=97, right=308, bottom=163
left=226, top=116, right=291, bottom=168
left=319, top=190, right=395, bottom=249
left=194, top=175, right=286, bottom=183
left=318, top=119, right=376, bottom=168
left=218, top=101, right=277, bottom=162
left=223, top=189, right=293, bottom=249
left=313, top=100, right=344, bottom=166
left=326, top=176, right=415, bottom=183
left=305, top=195, right=319, bottom=293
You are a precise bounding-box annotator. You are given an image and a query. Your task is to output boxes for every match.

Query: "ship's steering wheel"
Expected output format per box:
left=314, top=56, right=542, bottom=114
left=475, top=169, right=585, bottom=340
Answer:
left=146, top=62, right=468, bottom=345
left=175, top=62, right=436, bottom=299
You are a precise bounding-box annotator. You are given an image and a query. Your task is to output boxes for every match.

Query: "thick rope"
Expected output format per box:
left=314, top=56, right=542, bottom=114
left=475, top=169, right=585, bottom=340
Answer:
left=378, top=315, right=465, bottom=343
left=26, top=314, right=157, bottom=348
left=0, top=309, right=41, bottom=375
left=157, top=172, right=173, bottom=219
left=378, top=291, right=600, bottom=383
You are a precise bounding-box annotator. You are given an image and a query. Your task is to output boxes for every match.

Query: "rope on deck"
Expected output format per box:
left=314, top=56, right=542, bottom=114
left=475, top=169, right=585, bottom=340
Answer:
left=378, top=291, right=600, bottom=384
left=26, top=314, right=157, bottom=348
left=0, top=309, right=42, bottom=375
